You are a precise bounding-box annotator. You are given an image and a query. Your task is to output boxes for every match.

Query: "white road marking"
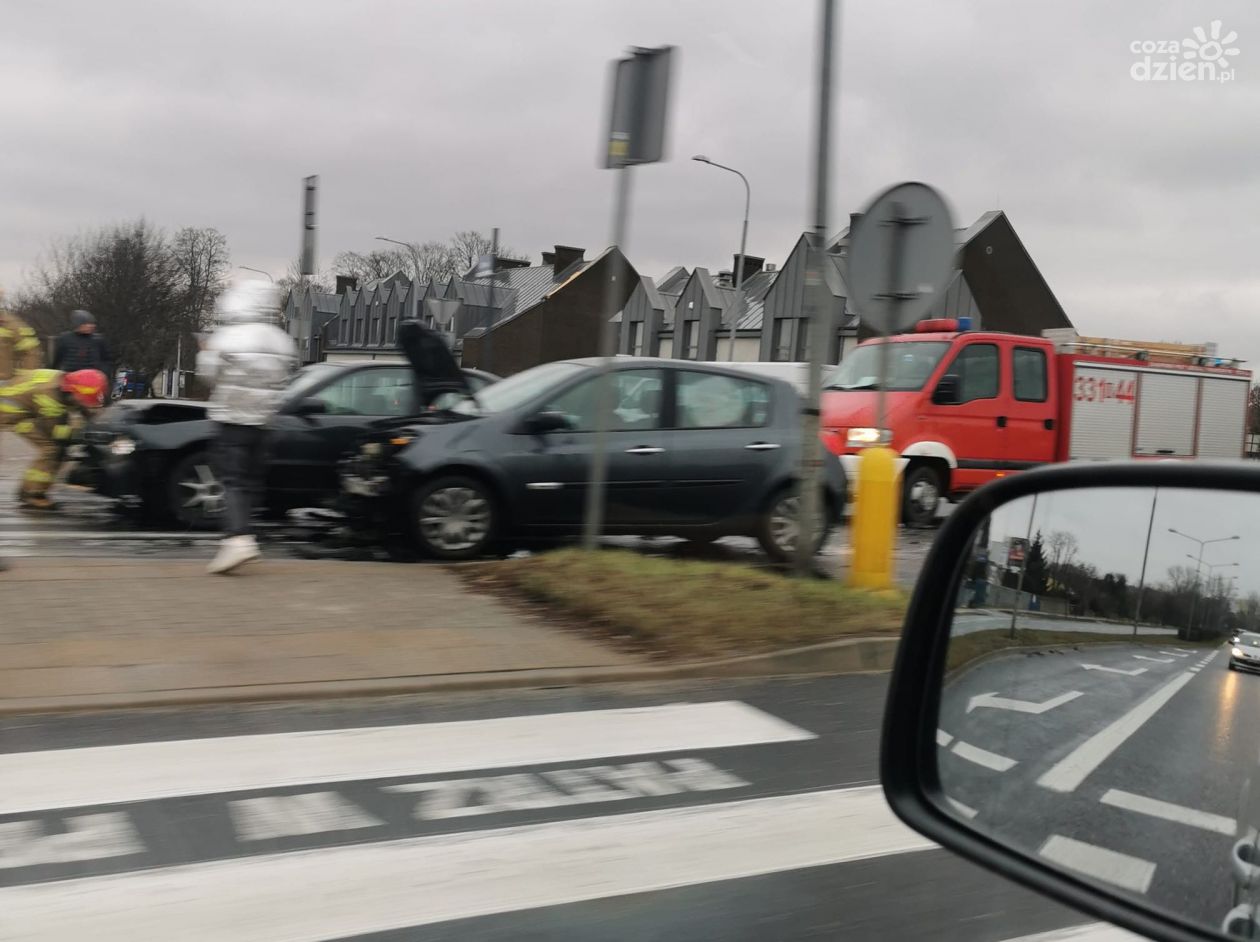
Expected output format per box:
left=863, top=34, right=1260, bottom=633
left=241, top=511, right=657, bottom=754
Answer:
left=0, top=813, right=143, bottom=870
left=998, top=922, right=1145, bottom=941
left=1039, top=835, right=1156, bottom=893
left=1100, top=788, right=1235, bottom=835
left=1159, top=651, right=1192, bottom=658
left=230, top=791, right=384, bottom=842
left=386, top=758, right=748, bottom=820
left=967, top=690, right=1083, bottom=715
left=0, top=787, right=935, bottom=942
left=950, top=740, right=1018, bottom=772
left=936, top=729, right=954, bottom=747
left=1132, top=655, right=1174, bottom=663
left=1080, top=664, right=1147, bottom=676
left=0, top=702, right=815, bottom=816
left=947, top=797, right=979, bottom=819
left=1038, top=672, right=1193, bottom=793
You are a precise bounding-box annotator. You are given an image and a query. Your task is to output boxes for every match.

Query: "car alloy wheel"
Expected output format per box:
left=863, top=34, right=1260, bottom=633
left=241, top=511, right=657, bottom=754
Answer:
left=902, top=465, right=942, bottom=528
left=759, top=490, right=828, bottom=563
left=414, top=476, right=495, bottom=559
left=168, top=451, right=225, bottom=529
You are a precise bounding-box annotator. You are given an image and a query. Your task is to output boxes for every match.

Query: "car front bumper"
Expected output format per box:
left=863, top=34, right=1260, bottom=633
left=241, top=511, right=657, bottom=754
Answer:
left=1232, top=655, right=1260, bottom=673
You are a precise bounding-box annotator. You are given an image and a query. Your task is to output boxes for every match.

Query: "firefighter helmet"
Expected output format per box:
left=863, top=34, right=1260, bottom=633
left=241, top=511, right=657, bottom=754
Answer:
left=61, top=369, right=109, bottom=410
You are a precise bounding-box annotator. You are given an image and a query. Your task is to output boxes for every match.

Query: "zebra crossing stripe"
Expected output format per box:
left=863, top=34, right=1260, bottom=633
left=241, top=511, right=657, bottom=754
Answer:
left=0, top=701, right=815, bottom=815
left=0, top=786, right=932, bottom=942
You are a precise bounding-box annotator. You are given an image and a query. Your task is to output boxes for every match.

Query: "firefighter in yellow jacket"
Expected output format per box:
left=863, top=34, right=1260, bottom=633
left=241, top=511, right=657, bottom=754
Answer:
left=0, top=308, right=43, bottom=379
left=0, top=368, right=108, bottom=511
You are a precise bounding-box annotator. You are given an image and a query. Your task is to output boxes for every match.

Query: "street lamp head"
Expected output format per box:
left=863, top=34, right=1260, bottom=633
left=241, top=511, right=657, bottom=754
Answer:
left=691, top=155, right=711, bottom=164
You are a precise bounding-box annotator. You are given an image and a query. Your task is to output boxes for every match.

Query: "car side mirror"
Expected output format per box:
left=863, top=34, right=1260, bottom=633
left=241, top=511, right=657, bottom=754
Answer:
left=521, top=411, right=572, bottom=435
left=932, top=374, right=961, bottom=405
left=882, top=462, right=1260, bottom=942
left=292, top=397, right=327, bottom=417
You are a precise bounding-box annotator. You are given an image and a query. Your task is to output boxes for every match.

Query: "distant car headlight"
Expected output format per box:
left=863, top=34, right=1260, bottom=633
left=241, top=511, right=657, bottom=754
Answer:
left=109, top=436, right=137, bottom=457
left=845, top=427, right=889, bottom=446
left=361, top=442, right=383, bottom=458
left=1233, top=647, right=1243, bottom=658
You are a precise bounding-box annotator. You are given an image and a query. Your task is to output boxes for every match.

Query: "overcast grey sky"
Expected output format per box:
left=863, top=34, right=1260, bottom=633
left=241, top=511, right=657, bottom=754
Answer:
left=3, top=1, right=1259, bottom=365
left=989, top=488, right=1258, bottom=597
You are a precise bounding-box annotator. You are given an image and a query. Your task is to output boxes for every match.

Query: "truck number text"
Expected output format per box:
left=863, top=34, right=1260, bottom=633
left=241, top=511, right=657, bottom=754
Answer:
left=1074, top=376, right=1136, bottom=404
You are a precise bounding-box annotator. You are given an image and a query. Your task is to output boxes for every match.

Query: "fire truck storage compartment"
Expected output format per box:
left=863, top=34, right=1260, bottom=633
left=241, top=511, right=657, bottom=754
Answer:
left=1068, top=364, right=1139, bottom=461
left=1196, top=374, right=1249, bottom=458
left=1068, top=360, right=1247, bottom=461
left=1134, top=372, right=1197, bottom=457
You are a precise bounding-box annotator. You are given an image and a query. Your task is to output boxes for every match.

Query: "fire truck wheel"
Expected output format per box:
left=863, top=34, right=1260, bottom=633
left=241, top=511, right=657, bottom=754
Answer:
left=901, top=464, right=942, bottom=529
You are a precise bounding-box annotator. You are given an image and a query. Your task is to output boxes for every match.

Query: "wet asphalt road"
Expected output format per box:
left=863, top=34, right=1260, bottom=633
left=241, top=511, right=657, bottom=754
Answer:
left=0, top=675, right=1094, bottom=942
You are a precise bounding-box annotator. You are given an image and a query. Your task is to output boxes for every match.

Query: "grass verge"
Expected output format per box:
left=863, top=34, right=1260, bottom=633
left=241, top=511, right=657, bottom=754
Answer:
left=459, top=548, right=908, bottom=660
left=948, top=627, right=1215, bottom=673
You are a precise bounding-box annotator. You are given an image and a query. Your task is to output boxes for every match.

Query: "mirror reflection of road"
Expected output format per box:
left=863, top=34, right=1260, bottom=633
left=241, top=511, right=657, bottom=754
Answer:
left=941, top=634, right=1249, bottom=930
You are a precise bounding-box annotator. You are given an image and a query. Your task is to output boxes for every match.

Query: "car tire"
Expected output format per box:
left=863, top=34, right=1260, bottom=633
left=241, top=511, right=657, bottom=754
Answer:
left=411, top=474, right=497, bottom=561
left=756, top=487, right=831, bottom=564
left=902, top=464, right=943, bottom=529
left=166, top=450, right=226, bottom=530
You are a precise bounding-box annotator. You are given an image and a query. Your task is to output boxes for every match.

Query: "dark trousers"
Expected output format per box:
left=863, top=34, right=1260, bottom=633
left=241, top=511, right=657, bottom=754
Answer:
left=214, top=423, right=267, bottom=538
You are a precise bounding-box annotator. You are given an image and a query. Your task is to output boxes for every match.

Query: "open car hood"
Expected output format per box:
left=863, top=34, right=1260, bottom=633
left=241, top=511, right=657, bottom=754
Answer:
left=398, top=320, right=473, bottom=407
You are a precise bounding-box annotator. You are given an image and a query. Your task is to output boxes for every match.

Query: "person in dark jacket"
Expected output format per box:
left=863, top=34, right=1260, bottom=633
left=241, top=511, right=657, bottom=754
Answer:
left=51, top=310, right=113, bottom=385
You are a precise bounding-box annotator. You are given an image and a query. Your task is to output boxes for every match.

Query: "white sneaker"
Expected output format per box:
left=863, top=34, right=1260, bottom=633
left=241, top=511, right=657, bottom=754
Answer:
left=207, top=535, right=261, bottom=575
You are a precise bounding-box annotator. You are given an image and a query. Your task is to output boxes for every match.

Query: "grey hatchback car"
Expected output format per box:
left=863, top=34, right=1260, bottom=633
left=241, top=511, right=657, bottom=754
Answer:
left=340, top=357, right=848, bottom=561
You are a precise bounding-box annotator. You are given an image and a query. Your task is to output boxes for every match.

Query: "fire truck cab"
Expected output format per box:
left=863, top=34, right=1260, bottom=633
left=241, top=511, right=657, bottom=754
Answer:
left=822, top=320, right=1250, bottom=527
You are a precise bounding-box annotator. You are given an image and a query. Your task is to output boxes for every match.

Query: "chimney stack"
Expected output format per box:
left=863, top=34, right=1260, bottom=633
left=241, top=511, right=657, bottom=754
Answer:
left=335, top=275, right=358, bottom=295
left=547, top=245, right=585, bottom=277
left=733, top=255, right=765, bottom=282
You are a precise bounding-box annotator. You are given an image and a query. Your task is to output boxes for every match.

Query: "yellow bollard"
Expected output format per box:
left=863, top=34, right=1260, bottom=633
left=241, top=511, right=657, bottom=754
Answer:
left=847, top=446, right=899, bottom=589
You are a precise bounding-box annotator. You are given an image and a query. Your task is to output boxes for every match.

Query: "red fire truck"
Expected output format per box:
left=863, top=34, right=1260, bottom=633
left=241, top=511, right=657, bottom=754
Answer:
left=822, top=320, right=1251, bottom=526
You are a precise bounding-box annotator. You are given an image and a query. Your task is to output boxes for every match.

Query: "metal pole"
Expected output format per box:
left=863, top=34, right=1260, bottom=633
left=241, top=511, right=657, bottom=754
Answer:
left=583, top=166, right=633, bottom=550
left=1132, top=488, right=1158, bottom=636
left=729, top=178, right=750, bottom=361
left=1188, top=545, right=1205, bottom=638
left=795, top=0, right=837, bottom=577
left=483, top=228, right=499, bottom=373
left=1009, top=494, right=1038, bottom=638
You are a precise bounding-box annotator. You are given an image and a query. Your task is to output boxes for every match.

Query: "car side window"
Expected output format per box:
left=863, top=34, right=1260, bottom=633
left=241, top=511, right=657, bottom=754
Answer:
left=314, top=369, right=414, bottom=416
left=677, top=371, right=771, bottom=429
left=947, top=343, right=1000, bottom=404
left=541, top=369, right=664, bottom=432
left=1013, top=347, right=1048, bottom=402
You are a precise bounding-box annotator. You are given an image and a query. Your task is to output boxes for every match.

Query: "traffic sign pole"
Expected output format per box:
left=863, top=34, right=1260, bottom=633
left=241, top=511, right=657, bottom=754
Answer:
left=845, top=183, right=956, bottom=590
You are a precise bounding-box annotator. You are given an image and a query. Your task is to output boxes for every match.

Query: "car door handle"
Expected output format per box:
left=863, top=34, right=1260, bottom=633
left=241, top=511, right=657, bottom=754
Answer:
left=1044, top=418, right=1055, bottom=431
left=744, top=442, right=782, bottom=451
left=996, top=416, right=1008, bottom=428
left=625, top=446, right=665, bottom=455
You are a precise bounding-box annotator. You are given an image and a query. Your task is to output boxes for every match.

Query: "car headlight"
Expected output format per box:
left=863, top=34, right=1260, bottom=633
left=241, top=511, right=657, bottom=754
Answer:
left=360, top=442, right=383, bottom=458
left=109, top=436, right=137, bottom=457
left=1233, top=647, right=1243, bottom=657
left=845, top=427, right=889, bottom=447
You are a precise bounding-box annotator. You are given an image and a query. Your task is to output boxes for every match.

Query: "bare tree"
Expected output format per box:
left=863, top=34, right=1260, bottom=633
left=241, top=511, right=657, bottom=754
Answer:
left=1045, top=530, right=1079, bottom=578
left=276, top=257, right=334, bottom=296
left=172, top=227, right=230, bottom=333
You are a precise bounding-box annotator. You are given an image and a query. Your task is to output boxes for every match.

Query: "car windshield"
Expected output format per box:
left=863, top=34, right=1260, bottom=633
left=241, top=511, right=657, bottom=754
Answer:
left=1241, top=633, right=1260, bottom=646
left=450, top=361, right=585, bottom=415
left=826, top=341, right=950, bottom=392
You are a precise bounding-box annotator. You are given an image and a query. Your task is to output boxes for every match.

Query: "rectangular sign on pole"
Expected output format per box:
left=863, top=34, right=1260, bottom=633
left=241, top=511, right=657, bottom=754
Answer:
left=602, top=46, right=674, bottom=169
left=300, top=175, right=319, bottom=276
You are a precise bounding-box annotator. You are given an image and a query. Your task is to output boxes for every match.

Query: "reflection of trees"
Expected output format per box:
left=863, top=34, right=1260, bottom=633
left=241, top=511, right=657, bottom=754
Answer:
left=1022, top=547, right=1241, bottom=639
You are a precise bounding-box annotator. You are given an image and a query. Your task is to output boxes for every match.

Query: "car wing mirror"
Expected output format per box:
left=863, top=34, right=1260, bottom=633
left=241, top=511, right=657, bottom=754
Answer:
left=932, top=374, right=961, bottom=405
left=882, top=462, right=1260, bottom=942
left=292, top=396, right=327, bottom=417
left=519, top=410, right=572, bottom=435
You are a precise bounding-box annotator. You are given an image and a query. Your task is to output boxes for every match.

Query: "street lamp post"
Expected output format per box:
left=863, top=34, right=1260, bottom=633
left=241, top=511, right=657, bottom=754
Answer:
left=692, top=155, right=750, bottom=361
left=1169, top=529, right=1240, bottom=638
left=375, top=237, right=423, bottom=327
left=237, top=266, right=274, bottom=282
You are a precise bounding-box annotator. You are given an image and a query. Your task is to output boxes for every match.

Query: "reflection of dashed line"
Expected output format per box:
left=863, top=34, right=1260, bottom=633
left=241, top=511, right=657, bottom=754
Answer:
left=1100, top=788, right=1235, bottom=835
left=1039, top=834, right=1155, bottom=893
left=947, top=797, right=978, bottom=820
left=949, top=740, right=1017, bottom=772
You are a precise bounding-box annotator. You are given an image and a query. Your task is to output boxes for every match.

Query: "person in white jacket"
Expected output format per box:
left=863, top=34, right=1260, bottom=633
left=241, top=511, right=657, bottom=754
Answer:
left=196, top=281, right=299, bottom=574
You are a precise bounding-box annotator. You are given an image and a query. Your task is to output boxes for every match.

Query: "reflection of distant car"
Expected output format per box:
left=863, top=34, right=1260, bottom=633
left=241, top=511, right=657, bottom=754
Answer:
left=1229, top=632, right=1260, bottom=672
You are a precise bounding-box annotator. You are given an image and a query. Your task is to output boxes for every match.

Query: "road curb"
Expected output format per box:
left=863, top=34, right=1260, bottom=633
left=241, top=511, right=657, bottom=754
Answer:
left=0, top=636, right=903, bottom=716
